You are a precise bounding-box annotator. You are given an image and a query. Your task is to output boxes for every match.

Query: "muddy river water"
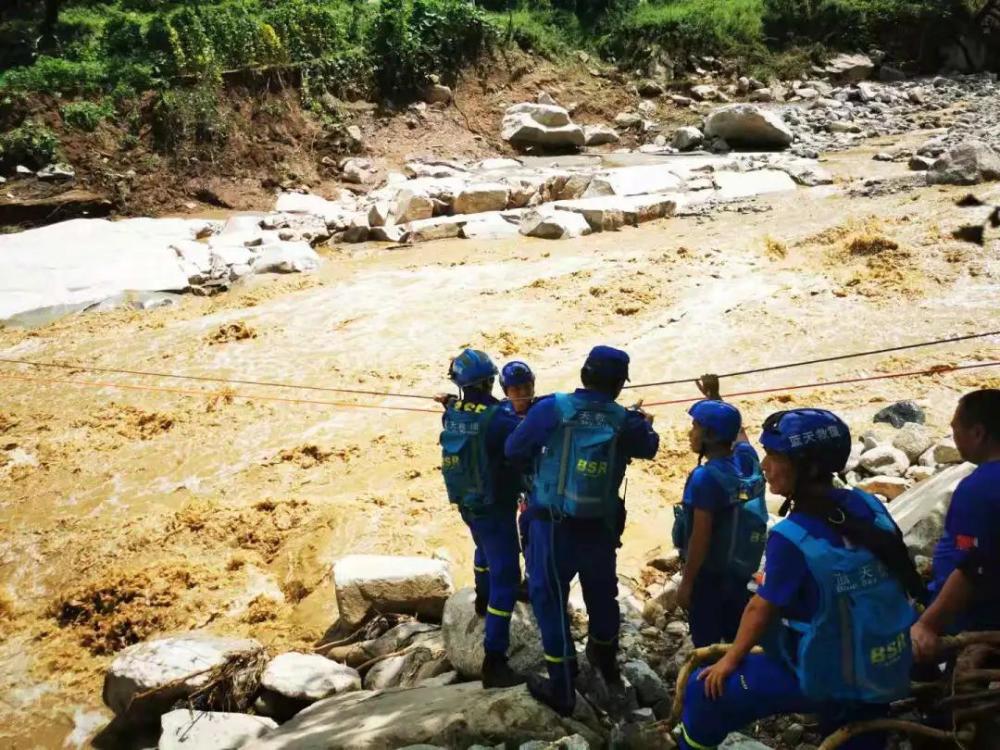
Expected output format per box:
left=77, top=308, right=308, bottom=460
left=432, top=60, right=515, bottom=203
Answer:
left=1, top=135, right=998, bottom=747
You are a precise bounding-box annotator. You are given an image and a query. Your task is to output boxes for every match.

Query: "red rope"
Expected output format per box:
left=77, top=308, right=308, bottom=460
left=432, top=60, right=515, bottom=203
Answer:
left=0, top=372, right=442, bottom=414
left=642, top=361, right=1000, bottom=408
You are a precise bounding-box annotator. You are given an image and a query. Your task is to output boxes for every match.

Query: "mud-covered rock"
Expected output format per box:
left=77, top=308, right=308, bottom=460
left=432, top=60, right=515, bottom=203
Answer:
left=704, top=105, right=793, bottom=150
left=333, top=554, right=454, bottom=628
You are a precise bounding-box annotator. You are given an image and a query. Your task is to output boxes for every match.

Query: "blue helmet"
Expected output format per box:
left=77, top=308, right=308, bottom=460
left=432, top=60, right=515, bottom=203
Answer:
left=760, top=408, right=852, bottom=474
left=448, top=349, right=497, bottom=389
left=688, top=399, right=742, bottom=443
left=500, top=360, right=534, bottom=390
left=583, top=345, right=630, bottom=382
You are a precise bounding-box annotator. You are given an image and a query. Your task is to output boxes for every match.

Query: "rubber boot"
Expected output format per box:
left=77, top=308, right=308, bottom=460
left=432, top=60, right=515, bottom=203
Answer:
left=474, top=588, right=488, bottom=617
left=481, top=651, right=526, bottom=688
left=586, top=639, right=621, bottom=686
left=526, top=671, right=576, bottom=717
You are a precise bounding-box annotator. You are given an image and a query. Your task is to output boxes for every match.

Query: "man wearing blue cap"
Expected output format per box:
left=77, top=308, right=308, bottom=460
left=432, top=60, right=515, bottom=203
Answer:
left=505, top=345, right=659, bottom=715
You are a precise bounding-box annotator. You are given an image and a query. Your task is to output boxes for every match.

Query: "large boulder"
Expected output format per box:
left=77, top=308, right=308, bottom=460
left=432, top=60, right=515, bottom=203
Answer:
left=712, top=170, right=796, bottom=200
left=823, top=53, right=874, bottom=83
left=502, top=103, right=585, bottom=150
left=584, top=125, right=620, bottom=146
left=918, top=439, right=962, bottom=467
left=256, top=652, right=360, bottom=721
left=927, top=142, right=1000, bottom=186
left=333, top=555, right=454, bottom=628
left=454, top=183, right=510, bottom=215
left=892, top=463, right=976, bottom=557
left=461, top=213, right=521, bottom=240
left=582, top=165, right=682, bottom=198
left=159, top=710, right=276, bottom=750
left=242, top=683, right=603, bottom=750
left=703, top=105, right=793, bottom=150
left=103, top=633, right=265, bottom=717
left=874, top=400, right=926, bottom=428
left=892, top=423, right=934, bottom=463
left=859, top=446, right=910, bottom=478
left=364, top=645, right=449, bottom=690
left=520, top=208, right=592, bottom=240
left=554, top=194, right=677, bottom=232
left=621, top=660, right=669, bottom=708
left=442, top=588, right=545, bottom=679
left=395, top=189, right=435, bottom=224
left=672, top=126, right=704, bottom=151
left=252, top=241, right=320, bottom=274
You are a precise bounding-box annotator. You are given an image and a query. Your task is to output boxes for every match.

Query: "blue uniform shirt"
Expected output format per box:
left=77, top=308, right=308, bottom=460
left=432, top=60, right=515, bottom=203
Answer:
left=930, top=461, right=1000, bottom=628
left=682, top=442, right=761, bottom=512
left=504, top=388, right=659, bottom=502
left=758, top=489, right=881, bottom=623
left=443, top=392, right=522, bottom=507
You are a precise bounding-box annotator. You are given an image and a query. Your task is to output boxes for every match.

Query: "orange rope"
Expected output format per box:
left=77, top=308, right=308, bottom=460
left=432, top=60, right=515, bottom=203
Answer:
left=0, top=372, right=441, bottom=414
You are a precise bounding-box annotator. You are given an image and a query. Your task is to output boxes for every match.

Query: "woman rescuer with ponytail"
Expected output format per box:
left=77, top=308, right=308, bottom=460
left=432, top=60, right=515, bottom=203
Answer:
left=677, top=409, right=924, bottom=750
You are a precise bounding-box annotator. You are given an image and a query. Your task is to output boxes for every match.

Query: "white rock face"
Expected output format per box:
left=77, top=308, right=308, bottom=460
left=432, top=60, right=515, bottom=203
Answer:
left=251, top=242, right=320, bottom=274
left=159, top=710, right=276, bottom=750
left=275, top=192, right=354, bottom=226
left=582, top=165, right=683, bottom=198
left=672, top=126, right=704, bottom=151
left=461, top=214, right=521, bottom=240
left=583, top=124, right=620, bottom=146
left=502, top=103, right=585, bottom=149
left=261, top=653, right=361, bottom=701
left=554, top=194, right=677, bottom=231
left=333, top=555, right=454, bottom=628
left=713, top=170, right=796, bottom=200
left=442, top=588, right=545, bottom=679
left=704, top=104, right=794, bottom=149
left=0, top=218, right=217, bottom=320
left=395, top=189, right=435, bottom=223
left=859, top=445, right=910, bottom=478
left=892, top=423, right=934, bottom=463
left=519, top=208, right=592, bottom=240
left=242, top=683, right=602, bottom=750
left=103, top=633, right=264, bottom=716
left=890, top=463, right=977, bottom=558
left=453, top=183, right=510, bottom=215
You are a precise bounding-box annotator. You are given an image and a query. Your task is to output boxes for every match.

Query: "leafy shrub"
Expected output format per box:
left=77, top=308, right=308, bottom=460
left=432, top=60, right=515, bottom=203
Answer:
left=369, top=0, right=495, bottom=99
left=0, top=56, right=106, bottom=95
left=490, top=8, right=584, bottom=58
left=150, top=84, right=229, bottom=151
left=101, top=11, right=147, bottom=59
left=0, top=120, right=61, bottom=169
left=263, top=0, right=351, bottom=61
left=61, top=100, right=115, bottom=131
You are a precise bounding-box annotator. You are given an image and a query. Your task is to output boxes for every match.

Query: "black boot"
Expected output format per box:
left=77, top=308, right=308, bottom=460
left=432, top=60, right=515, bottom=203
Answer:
left=481, top=651, right=526, bottom=688
left=526, top=674, right=576, bottom=716
left=586, top=639, right=621, bottom=686
left=474, top=589, right=488, bottom=617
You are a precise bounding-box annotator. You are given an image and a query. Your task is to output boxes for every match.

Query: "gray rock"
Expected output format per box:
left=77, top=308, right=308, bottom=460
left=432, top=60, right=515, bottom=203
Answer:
left=859, top=446, right=911, bottom=478
left=878, top=65, right=907, bottom=82
left=638, top=80, right=665, bottom=97
left=892, top=422, right=934, bottom=462
left=927, top=141, right=1000, bottom=186
left=461, top=213, right=521, bottom=240
left=333, top=554, right=454, bottom=628
left=909, top=155, right=935, bottom=171
left=395, top=188, right=435, bottom=224
left=36, top=162, right=75, bottom=181
left=874, top=400, right=926, bottom=428
left=242, top=683, right=603, bottom=750
left=364, top=646, right=448, bottom=690
left=749, top=88, right=774, bottom=103
left=369, top=225, right=405, bottom=243
left=442, top=587, right=545, bottom=679
left=103, top=633, right=265, bottom=717
left=159, top=710, right=276, bottom=750
left=823, top=53, right=874, bottom=83
left=520, top=208, right=592, bottom=239
left=672, top=126, right=704, bottom=151
left=583, top=124, right=620, bottom=146
left=425, top=84, right=453, bottom=105
left=417, top=670, right=458, bottom=688
left=895, top=463, right=976, bottom=557
left=614, top=112, right=644, bottom=129
left=918, top=439, right=962, bottom=467
left=774, top=158, right=833, bottom=186
left=782, top=723, right=806, bottom=746
left=537, top=91, right=557, bottom=106
left=704, top=104, right=793, bottom=150
left=905, top=465, right=935, bottom=483
left=609, top=721, right=676, bottom=749
left=720, top=733, right=775, bottom=750
left=261, top=652, right=360, bottom=701
left=829, top=120, right=861, bottom=133
left=454, top=183, right=509, bottom=215
left=502, top=104, right=585, bottom=150
left=622, top=660, right=669, bottom=707
left=690, top=84, right=719, bottom=101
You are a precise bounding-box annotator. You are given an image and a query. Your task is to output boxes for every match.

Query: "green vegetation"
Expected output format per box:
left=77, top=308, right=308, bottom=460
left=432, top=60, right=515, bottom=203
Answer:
left=61, top=99, right=114, bottom=131
left=0, top=119, right=61, bottom=169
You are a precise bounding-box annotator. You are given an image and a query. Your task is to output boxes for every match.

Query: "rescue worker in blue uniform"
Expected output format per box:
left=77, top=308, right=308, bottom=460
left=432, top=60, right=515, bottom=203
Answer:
left=505, top=345, right=659, bottom=715
left=673, top=375, right=768, bottom=647
left=912, top=388, right=1000, bottom=661
left=679, top=408, right=922, bottom=750
left=439, top=348, right=526, bottom=687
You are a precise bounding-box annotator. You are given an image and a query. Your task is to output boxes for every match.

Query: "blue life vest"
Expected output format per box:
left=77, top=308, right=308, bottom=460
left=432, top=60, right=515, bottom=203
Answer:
left=439, top=400, right=500, bottom=513
left=533, top=393, right=628, bottom=519
left=673, top=462, right=769, bottom=580
left=772, top=491, right=914, bottom=704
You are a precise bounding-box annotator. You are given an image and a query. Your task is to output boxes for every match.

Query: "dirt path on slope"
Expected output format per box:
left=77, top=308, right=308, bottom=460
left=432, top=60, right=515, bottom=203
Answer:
left=1, top=135, right=999, bottom=747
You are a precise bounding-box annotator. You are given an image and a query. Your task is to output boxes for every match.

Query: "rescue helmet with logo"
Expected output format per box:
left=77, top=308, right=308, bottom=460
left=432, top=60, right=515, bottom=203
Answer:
left=448, top=349, right=498, bottom=390
left=688, top=399, right=742, bottom=444
left=581, top=345, right=630, bottom=391
left=500, top=360, right=535, bottom=390
left=760, top=408, right=852, bottom=474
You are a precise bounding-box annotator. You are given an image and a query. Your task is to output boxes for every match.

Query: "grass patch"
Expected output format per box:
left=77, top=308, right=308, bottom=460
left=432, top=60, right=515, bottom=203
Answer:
left=60, top=100, right=115, bottom=132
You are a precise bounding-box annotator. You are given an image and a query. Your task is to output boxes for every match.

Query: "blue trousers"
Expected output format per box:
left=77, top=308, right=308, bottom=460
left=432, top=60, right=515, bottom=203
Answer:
left=688, top=570, right=751, bottom=648
left=463, top=507, right=521, bottom=655
left=680, top=653, right=888, bottom=750
left=527, top=515, right=619, bottom=701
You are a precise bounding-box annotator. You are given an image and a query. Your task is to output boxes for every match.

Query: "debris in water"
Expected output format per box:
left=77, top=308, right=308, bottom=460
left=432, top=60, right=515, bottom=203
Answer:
left=208, top=321, right=258, bottom=344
